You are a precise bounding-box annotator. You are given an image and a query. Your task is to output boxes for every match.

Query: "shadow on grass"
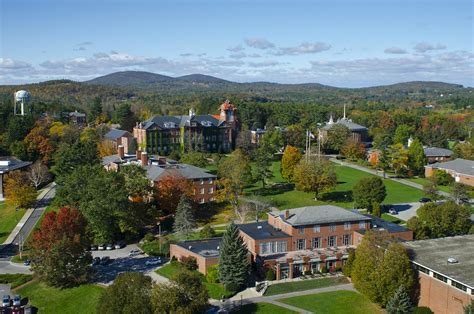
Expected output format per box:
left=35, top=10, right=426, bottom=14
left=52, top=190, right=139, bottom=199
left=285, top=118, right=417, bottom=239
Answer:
left=321, top=190, right=353, bottom=203
left=194, top=202, right=228, bottom=225
left=251, top=183, right=294, bottom=197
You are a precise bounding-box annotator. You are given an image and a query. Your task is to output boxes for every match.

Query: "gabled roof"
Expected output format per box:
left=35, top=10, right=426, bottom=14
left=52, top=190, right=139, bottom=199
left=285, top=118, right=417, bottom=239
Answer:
left=104, top=128, right=132, bottom=140
left=427, top=158, right=474, bottom=176
left=322, top=118, right=367, bottom=132
left=140, top=114, right=222, bottom=130
left=424, top=147, right=453, bottom=157
left=144, top=164, right=216, bottom=181
left=0, top=157, right=32, bottom=174
left=270, top=205, right=371, bottom=226
left=69, top=111, right=86, bottom=117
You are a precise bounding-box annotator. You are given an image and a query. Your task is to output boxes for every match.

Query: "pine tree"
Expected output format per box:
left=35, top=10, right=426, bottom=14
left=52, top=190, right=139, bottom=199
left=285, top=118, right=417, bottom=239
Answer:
left=218, top=223, right=250, bottom=291
left=386, top=285, right=412, bottom=314
left=173, top=195, right=196, bottom=235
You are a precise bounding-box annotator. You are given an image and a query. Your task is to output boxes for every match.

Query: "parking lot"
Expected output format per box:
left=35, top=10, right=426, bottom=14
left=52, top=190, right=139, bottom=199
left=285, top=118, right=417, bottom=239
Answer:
left=90, top=244, right=167, bottom=285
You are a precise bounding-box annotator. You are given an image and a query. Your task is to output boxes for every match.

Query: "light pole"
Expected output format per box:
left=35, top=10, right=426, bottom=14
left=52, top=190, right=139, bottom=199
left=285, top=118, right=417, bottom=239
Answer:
left=157, top=222, right=161, bottom=254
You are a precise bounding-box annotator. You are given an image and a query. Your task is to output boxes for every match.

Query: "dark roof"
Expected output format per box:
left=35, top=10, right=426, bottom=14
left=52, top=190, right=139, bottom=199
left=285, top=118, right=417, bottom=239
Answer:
left=174, top=237, right=222, bottom=258
left=269, top=205, right=371, bottom=226
left=404, top=235, right=474, bottom=289
left=145, top=164, right=216, bottom=181
left=363, top=214, right=410, bottom=234
left=423, top=147, right=453, bottom=157
left=104, top=128, right=132, bottom=140
left=0, top=157, right=32, bottom=174
left=140, top=114, right=224, bottom=130
left=238, top=221, right=291, bottom=240
left=426, top=158, right=474, bottom=176
left=69, top=111, right=86, bottom=117
left=322, top=118, right=367, bottom=132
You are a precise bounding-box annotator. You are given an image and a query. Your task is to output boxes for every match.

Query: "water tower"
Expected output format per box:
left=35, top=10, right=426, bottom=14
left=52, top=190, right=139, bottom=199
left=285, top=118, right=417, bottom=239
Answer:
left=14, top=90, right=30, bottom=116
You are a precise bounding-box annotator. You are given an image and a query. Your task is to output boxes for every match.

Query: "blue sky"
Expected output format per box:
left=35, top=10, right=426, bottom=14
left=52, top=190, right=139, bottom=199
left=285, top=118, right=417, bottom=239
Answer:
left=1, top=0, right=472, bottom=87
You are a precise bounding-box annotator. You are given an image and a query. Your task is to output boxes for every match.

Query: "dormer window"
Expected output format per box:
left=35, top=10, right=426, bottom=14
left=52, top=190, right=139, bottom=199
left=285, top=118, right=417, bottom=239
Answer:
left=164, top=122, right=176, bottom=128
left=201, top=121, right=212, bottom=127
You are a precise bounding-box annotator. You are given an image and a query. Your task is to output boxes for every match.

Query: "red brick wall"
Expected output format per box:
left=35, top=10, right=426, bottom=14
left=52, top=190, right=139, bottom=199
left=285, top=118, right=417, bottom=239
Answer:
left=169, top=244, right=218, bottom=275
left=191, top=178, right=216, bottom=204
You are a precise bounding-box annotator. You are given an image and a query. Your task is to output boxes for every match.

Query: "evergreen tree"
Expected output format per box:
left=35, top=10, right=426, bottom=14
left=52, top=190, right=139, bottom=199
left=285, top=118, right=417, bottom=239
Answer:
left=173, top=195, right=196, bottom=235
left=386, top=285, right=412, bottom=314
left=407, top=138, right=426, bottom=175
left=218, top=223, right=250, bottom=291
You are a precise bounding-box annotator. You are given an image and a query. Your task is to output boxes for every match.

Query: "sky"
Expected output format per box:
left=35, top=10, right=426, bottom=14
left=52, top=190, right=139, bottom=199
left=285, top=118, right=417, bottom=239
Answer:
left=0, top=0, right=473, bottom=87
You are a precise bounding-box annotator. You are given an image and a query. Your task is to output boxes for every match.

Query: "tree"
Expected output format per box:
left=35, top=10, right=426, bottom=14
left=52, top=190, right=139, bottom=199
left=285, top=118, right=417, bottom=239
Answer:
left=24, top=121, right=55, bottom=164
left=173, top=195, right=196, bottom=236
left=27, top=161, right=51, bottom=190
left=386, top=285, right=412, bottom=314
left=422, top=180, right=439, bottom=200
left=88, top=97, right=103, bottom=124
left=180, top=151, right=208, bottom=168
left=406, top=217, right=429, bottom=240
left=451, top=182, right=470, bottom=204
left=281, top=145, right=302, bottom=182
left=112, top=103, right=136, bottom=131
left=341, top=139, right=366, bottom=161
left=155, top=175, right=193, bottom=215
left=253, top=151, right=272, bottom=188
left=351, top=231, right=414, bottom=306
left=151, top=269, right=209, bottom=313
left=353, top=177, right=386, bottom=212
left=30, top=207, right=92, bottom=287
left=120, top=164, right=151, bottom=200
left=235, top=124, right=253, bottom=155
left=219, top=223, right=250, bottom=291
left=452, top=142, right=474, bottom=160
left=4, top=171, right=37, bottom=209
left=416, top=201, right=471, bottom=238
left=377, top=148, right=390, bottom=179
left=199, top=225, right=216, bottom=238
left=431, top=169, right=454, bottom=186
left=407, top=138, right=426, bottom=176
left=342, top=248, right=355, bottom=277
left=393, top=125, right=414, bottom=145
left=389, top=144, right=408, bottom=176
left=326, top=124, right=351, bottom=152
left=293, top=159, right=337, bottom=200
left=97, top=272, right=152, bottom=314
left=54, top=165, right=128, bottom=243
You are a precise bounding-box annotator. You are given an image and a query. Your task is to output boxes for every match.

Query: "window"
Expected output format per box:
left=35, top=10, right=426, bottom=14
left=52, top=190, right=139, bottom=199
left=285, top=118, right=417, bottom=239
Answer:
left=297, top=227, right=305, bottom=235
left=209, top=178, right=213, bottom=184
left=344, top=222, right=351, bottom=230
left=329, top=224, right=336, bottom=232
left=200, top=188, right=205, bottom=194
left=359, top=222, right=366, bottom=230
left=433, top=272, right=448, bottom=283
left=259, top=241, right=287, bottom=254
left=312, top=237, right=321, bottom=249
left=313, top=225, right=320, bottom=233
left=200, top=198, right=205, bottom=204
left=414, top=264, right=429, bottom=274
left=208, top=187, right=214, bottom=194
left=200, top=179, right=204, bottom=185
left=296, top=239, right=306, bottom=250
left=343, top=234, right=351, bottom=246
left=328, top=236, right=337, bottom=247
left=209, top=197, right=215, bottom=202
left=451, top=280, right=467, bottom=292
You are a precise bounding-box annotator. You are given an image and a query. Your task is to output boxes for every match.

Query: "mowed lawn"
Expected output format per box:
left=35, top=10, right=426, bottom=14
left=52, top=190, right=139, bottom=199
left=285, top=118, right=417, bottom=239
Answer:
left=15, top=280, right=104, bottom=314
left=231, top=302, right=297, bottom=314
left=278, top=290, right=382, bottom=314
left=264, top=277, right=349, bottom=296
left=246, top=162, right=424, bottom=210
left=0, top=202, right=26, bottom=243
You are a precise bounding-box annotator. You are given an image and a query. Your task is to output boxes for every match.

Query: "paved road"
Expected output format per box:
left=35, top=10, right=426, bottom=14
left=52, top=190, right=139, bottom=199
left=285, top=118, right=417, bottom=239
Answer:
left=388, top=202, right=421, bottom=222
left=0, top=261, right=32, bottom=274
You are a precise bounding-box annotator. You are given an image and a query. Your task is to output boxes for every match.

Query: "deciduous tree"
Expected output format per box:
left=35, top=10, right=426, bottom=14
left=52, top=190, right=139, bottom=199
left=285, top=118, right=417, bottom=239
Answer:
left=326, top=124, right=351, bottom=153
left=155, top=175, right=193, bottom=214
left=281, top=145, right=302, bottom=182
left=389, top=144, right=408, bottom=176
left=27, top=160, right=51, bottom=190
left=407, top=138, right=426, bottom=176
left=180, top=151, right=208, bottom=168
left=451, top=182, right=470, bottom=204
left=353, top=177, right=386, bottom=212
left=416, top=201, right=471, bottom=238
left=293, top=159, right=337, bottom=200
left=341, top=139, right=366, bottom=161
left=4, top=171, right=36, bottom=209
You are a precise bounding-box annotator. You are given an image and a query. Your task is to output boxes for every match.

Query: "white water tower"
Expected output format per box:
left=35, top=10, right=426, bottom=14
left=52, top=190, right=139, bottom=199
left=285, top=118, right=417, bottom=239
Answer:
left=14, top=90, right=30, bottom=116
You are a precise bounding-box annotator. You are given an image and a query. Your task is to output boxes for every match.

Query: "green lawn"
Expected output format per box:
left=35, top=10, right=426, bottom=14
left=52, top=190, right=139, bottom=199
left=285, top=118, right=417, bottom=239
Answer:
left=0, top=274, right=33, bottom=289
left=231, top=302, right=297, bottom=314
left=156, top=262, right=234, bottom=299
left=278, top=290, right=382, bottom=314
left=407, top=177, right=451, bottom=193
left=246, top=162, right=424, bottom=210
left=264, top=277, right=348, bottom=296
left=0, top=202, right=26, bottom=243
left=381, top=213, right=405, bottom=225
left=15, top=281, right=104, bottom=314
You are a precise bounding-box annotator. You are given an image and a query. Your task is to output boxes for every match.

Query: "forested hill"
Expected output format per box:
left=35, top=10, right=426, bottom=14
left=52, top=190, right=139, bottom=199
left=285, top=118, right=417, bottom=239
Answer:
left=0, top=71, right=471, bottom=116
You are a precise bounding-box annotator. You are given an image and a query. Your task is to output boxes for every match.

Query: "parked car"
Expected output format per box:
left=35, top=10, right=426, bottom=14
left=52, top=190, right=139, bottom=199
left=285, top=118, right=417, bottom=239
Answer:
left=388, top=208, right=398, bottom=215
left=12, top=295, right=21, bottom=307
left=114, top=242, right=125, bottom=249
left=419, top=197, right=432, bottom=203
left=145, top=258, right=161, bottom=266
left=98, top=244, right=105, bottom=250
left=23, top=259, right=31, bottom=266
left=91, top=257, right=101, bottom=266
left=106, top=244, right=114, bottom=250
left=2, top=295, right=10, bottom=307
left=129, top=249, right=142, bottom=257
left=100, top=256, right=111, bottom=265
left=90, top=245, right=97, bottom=251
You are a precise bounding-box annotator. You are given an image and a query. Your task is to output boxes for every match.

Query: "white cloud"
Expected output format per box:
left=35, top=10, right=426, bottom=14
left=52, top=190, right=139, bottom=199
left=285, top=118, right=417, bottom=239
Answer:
left=0, top=58, right=33, bottom=70
left=273, top=42, right=331, bottom=55
left=248, top=60, right=280, bottom=67
left=414, top=42, right=447, bottom=53
left=384, top=47, right=407, bottom=54
left=227, top=45, right=244, bottom=52
left=245, top=38, right=275, bottom=49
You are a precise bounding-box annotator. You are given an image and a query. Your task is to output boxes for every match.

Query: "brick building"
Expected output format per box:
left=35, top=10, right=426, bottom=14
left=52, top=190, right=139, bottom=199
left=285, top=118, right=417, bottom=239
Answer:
left=104, top=128, right=136, bottom=155
left=424, top=147, right=453, bottom=164
left=170, top=205, right=413, bottom=278
left=320, top=106, right=369, bottom=144
left=68, top=110, right=86, bottom=126
left=425, top=158, right=474, bottom=187
left=133, top=101, right=238, bottom=154
left=404, top=235, right=474, bottom=314
left=170, top=238, right=221, bottom=274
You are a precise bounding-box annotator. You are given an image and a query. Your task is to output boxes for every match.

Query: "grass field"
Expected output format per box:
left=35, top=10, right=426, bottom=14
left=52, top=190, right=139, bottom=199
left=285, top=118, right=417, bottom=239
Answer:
left=0, top=274, right=33, bottom=289
left=231, top=302, right=297, bottom=314
left=264, top=277, right=348, bottom=296
left=246, top=162, right=424, bottom=210
left=278, top=290, right=382, bottom=314
left=15, top=281, right=104, bottom=314
left=0, top=202, right=26, bottom=243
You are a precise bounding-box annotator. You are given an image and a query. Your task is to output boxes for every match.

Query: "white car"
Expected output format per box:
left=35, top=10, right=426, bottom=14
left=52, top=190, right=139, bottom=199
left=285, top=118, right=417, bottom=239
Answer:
left=13, top=295, right=21, bottom=307
left=145, top=258, right=161, bottom=266
left=2, top=295, right=10, bottom=307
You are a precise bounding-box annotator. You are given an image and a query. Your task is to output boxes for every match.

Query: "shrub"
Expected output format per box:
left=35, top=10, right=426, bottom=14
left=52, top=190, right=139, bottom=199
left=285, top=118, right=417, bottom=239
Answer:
left=334, top=266, right=342, bottom=272
left=320, top=265, right=328, bottom=273
left=199, top=225, right=216, bottom=239
left=265, top=268, right=276, bottom=281
left=432, top=169, right=454, bottom=186
left=181, top=256, right=198, bottom=271
left=144, top=232, right=155, bottom=242
left=411, top=307, right=434, bottom=314
left=141, top=239, right=169, bottom=256
left=206, top=264, right=220, bottom=283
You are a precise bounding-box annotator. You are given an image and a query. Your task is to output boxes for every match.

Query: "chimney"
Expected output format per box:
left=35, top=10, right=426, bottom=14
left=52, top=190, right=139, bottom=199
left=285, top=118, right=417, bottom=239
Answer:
left=136, top=150, right=142, bottom=160
left=158, top=157, right=167, bottom=165
left=141, top=151, right=148, bottom=166
left=284, top=210, right=290, bottom=220
left=118, top=145, right=125, bottom=159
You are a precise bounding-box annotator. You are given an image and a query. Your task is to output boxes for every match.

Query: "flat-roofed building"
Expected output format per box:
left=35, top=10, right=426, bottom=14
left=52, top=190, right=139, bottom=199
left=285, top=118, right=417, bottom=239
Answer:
left=170, top=238, right=222, bottom=274
left=404, top=235, right=474, bottom=314
left=425, top=158, right=474, bottom=187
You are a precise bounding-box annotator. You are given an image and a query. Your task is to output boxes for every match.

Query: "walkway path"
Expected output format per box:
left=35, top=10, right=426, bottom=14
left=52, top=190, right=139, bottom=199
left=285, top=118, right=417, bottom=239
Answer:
left=329, top=158, right=451, bottom=198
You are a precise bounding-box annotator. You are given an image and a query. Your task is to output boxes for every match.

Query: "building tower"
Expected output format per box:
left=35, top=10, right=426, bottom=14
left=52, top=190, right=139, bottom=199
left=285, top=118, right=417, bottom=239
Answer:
left=219, top=99, right=236, bottom=123
left=14, top=90, right=30, bottom=116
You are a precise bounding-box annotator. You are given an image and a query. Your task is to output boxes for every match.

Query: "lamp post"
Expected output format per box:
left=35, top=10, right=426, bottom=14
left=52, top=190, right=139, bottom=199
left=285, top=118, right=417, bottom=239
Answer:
left=157, top=222, right=161, bottom=254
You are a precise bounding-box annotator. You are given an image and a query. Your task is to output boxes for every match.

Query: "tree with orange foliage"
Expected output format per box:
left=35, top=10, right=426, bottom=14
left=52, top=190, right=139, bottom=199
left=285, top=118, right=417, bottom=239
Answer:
left=24, top=121, right=54, bottom=163
left=341, top=139, right=366, bottom=161
left=5, top=171, right=37, bottom=209
left=30, top=207, right=92, bottom=287
left=154, top=175, right=193, bottom=214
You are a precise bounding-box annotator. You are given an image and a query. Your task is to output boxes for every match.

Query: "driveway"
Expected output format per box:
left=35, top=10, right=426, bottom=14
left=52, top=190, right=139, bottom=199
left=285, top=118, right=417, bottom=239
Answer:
left=0, top=284, right=11, bottom=297
left=388, top=202, right=421, bottom=221
left=0, top=261, right=32, bottom=275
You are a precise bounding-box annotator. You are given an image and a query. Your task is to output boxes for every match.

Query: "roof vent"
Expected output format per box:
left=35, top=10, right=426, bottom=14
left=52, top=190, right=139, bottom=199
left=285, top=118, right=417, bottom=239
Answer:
left=257, top=225, right=263, bottom=230
left=447, top=257, right=458, bottom=264
left=373, top=224, right=378, bottom=228
left=217, top=246, right=220, bottom=250
left=188, top=245, right=192, bottom=250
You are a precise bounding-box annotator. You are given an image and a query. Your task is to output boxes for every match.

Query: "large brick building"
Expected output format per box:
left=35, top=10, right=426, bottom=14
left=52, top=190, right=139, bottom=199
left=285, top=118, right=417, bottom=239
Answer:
left=170, top=205, right=413, bottom=278
left=425, top=158, right=474, bottom=187
left=320, top=107, right=369, bottom=144
left=133, top=101, right=238, bottom=154
left=404, top=235, right=474, bottom=314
